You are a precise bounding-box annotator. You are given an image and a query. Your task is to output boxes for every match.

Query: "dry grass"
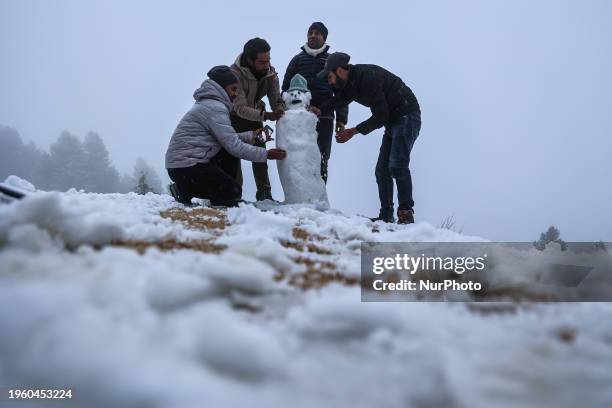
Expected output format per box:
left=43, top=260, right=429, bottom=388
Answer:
left=114, top=209, right=357, bottom=291
left=288, top=256, right=359, bottom=289
left=275, top=227, right=356, bottom=289
left=555, top=327, right=578, bottom=343
left=160, top=207, right=227, bottom=230
left=281, top=227, right=332, bottom=255
left=112, top=238, right=225, bottom=254
left=109, top=207, right=227, bottom=255
left=291, top=227, right=325, bottom=242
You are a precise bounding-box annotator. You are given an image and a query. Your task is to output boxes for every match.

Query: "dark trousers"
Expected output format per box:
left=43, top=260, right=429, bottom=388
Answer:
left=230, top=114, right=271, bottom=196
left=167, top=149, right=242, bottom=206
left=375, top=113, right=421, bottom=217
left=317, top=117, right=334, bottom=183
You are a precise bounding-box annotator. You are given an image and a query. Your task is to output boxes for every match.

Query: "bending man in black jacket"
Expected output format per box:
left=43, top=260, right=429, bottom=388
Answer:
left=315, top=52, right=421, bottom=224
left=282, top=22, right=348, bottom=183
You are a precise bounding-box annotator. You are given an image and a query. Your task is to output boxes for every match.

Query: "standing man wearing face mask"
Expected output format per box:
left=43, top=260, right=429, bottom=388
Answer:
left=230, top=38, right=285, bottom=201
left=315, top=52, right=421, bottom=224
left=282, top=22, right=348, bottom=183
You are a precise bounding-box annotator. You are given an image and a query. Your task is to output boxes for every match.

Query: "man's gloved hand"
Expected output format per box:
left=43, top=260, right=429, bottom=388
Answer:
left=336, top=127, right=359, bottom=143
left=264, top=109, right=284, bottom=121
left=308, top=106, right=321, bottom=116
left=335, top=121, right=346, bottom=133
left=266, top=148, right=287, bottom=160
left=254, top=128, right=273, bottom=144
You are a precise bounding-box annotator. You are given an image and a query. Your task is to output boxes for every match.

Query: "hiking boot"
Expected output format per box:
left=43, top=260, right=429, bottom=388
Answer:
left=397, top=208, right=414, bottom=225
left=369, top=215, right=395, bottom=223
left=168, top=183, right=191, bottom=206
left=210, top=198, right=245, bottom=208
left=255, top=189, right=276, bottom=202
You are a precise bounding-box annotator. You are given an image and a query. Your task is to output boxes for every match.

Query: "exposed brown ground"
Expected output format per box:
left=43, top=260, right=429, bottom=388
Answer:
left=160, top=207, right=227, bottom=230
left=112, top=239, right=225, bottom=254
left=111, top=207, right=355, bottom=290
left=110, top=208, right=546, bottom=307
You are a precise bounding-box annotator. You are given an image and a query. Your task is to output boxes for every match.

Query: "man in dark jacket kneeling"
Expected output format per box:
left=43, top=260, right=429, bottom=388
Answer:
left=316, top=53, right=421, bottom=224
left=165, top=66, right=286, bottom=207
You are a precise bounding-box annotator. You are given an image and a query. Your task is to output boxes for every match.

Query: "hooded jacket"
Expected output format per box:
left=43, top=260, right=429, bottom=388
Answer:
left=320, top=64, right=420, bottom=135
left=282, top=44, right=348, bottom=123
left=165, top=79, right=267, bottom=169
left=230, top=54, right=284, bottom=122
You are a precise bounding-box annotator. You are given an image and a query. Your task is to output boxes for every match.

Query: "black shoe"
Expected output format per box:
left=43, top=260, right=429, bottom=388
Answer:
left=255, top=190, right=275, bottom=202
left=168, top=183, right=191, bottom=206
left=210, top=198, right=245, bottom=208
left=397, top=208, right=414, bottom=224
left=369, top=215, right=395, bottom=223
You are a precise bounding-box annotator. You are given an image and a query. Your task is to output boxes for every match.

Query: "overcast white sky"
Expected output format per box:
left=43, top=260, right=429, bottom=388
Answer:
left=1, top=0, right=611, bottom=241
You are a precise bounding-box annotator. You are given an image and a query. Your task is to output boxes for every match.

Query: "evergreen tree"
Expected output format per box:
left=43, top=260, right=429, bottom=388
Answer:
left=534, top=226, right=567, bottom=251
left=132, top=158, right=162, bottom=194
left=118, top=172, right=137, bottom=193
left=82, top=131, right=120, bottom=192
left=0, top=126, right=27, bottom=180
left=48, top=131, right=88, bottom=191
left=21, top=141, right=45, bottom=185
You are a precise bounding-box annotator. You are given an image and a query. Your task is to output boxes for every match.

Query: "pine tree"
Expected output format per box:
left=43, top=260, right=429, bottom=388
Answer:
left=534, top=226, right=567, bottom=251
left=0, top=125, right=27, bottom=180
left=135, top=174, right=153, bottom=195
left=22, top=141, right=44, bottom=183
left=82, top=132, right=120, bottom=192
left=132, top=158, right=162, bottom=194
left=48, top=131, right=87, bottom=191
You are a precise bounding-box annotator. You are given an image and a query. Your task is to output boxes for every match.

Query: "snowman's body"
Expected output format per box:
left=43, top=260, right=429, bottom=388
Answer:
left=276, top=86, right=329, bottom=209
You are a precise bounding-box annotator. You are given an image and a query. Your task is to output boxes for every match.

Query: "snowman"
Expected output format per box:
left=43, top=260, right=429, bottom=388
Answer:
left=276, top=74, right=329, bottom=209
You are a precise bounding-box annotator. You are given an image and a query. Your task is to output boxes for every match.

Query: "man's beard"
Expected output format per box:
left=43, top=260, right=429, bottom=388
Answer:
left=308, top=39, right=323, bottom=49
left=333, top=76, right=347, bottom=90
left=249, top=65, right=267, bottom=79
left=254, top=69, right=267, bottom=79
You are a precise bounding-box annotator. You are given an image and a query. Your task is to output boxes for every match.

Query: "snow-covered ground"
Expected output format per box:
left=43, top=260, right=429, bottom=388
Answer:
left=1, top=183, right=611, bottom=408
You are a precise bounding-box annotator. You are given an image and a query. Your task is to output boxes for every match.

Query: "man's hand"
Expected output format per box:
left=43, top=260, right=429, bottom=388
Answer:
left=254, top=128, right=273, bottom=144
left=308, top=106, right=321, bottom=116
left=336, top=127, right=358, bottom=143
left=266, top=148, right=287, bottom=160
left=335, top=121, right=346, bottom=133
left=264, top=109, right=284, bottom=121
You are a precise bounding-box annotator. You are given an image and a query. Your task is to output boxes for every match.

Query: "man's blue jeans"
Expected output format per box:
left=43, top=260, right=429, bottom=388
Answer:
left=375, top=113, right=421, bottom=218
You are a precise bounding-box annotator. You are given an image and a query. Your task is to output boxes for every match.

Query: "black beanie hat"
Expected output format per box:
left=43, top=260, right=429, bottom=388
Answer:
left=207, top=65, right=238, bottom=88
left=308, top=22, right=328, bottom=40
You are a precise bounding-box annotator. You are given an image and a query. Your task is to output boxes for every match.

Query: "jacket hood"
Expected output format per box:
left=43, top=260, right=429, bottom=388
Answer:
left=233, top=53, right=277, bottom=81
left=193, top=79, right=232, bottom=110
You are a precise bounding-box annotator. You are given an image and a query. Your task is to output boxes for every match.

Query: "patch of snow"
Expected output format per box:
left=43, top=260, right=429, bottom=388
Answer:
left=3, top=175, right=36, bottom=192
left=0, top=191, right=611, bottom=407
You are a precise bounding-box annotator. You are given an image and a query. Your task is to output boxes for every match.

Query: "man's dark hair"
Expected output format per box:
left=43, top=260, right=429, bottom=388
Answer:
left=243, top=38, right=271, bottom=61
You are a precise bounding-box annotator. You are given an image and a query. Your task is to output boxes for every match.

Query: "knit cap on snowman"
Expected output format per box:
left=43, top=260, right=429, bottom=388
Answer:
left=288, top=74, right=309, bottom=93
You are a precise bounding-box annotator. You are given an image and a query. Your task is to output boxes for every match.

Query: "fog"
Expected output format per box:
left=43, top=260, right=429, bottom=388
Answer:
left=1, top=0, right=611, bottom=241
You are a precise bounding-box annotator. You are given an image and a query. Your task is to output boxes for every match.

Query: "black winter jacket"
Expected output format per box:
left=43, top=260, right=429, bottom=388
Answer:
left=320, top=64, right=420, bottom=135
left=282, top=45, right=348, bottom=123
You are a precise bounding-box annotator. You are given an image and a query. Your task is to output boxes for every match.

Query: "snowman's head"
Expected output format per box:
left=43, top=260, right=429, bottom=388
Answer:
left=283, top=89, right=312, bottom=110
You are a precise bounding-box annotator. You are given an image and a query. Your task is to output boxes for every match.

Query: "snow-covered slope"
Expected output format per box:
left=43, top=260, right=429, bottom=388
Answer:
left=0, top=188, right=611, bottom=408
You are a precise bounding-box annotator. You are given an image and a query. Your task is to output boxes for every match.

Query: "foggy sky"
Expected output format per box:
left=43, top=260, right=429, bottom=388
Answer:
left=1, top=0, right=611, bottom=241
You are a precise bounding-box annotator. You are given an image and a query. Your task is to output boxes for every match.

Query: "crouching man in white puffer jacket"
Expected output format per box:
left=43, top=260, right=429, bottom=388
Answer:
left=165, top=65, right=286, bottom=206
